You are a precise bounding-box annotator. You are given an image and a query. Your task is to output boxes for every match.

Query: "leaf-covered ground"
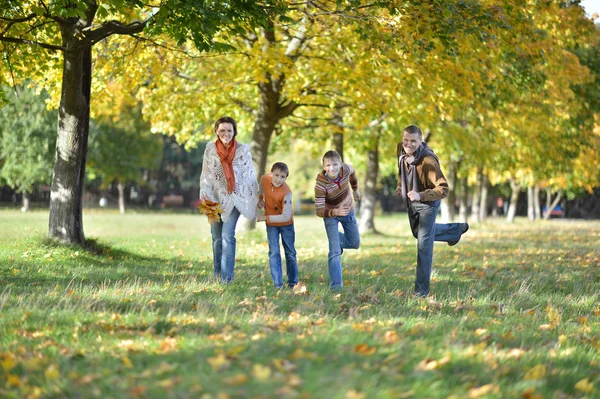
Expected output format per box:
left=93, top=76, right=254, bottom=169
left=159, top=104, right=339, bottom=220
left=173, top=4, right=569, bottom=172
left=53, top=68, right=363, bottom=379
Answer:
left=0, top=210, right=598, bottom=398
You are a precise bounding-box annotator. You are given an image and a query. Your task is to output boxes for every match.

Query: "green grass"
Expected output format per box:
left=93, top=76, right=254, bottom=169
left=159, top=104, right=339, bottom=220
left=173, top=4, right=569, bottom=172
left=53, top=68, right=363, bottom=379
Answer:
left=0, top=209, right=598, bottom=399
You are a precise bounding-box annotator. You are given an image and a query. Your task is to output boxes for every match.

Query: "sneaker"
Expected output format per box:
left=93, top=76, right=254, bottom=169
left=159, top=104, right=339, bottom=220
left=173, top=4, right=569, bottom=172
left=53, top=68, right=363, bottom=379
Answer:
left=448, top=223, right=469, bottom=246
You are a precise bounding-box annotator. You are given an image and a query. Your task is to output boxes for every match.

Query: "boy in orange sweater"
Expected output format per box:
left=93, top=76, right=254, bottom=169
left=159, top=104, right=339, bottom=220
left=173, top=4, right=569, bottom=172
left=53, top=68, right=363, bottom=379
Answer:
left=257, top=162, right=299, bottom=288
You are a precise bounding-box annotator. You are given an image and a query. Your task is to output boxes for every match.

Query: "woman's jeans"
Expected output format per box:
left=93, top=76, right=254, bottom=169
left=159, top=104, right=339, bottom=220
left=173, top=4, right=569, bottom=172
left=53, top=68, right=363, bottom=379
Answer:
left=211, top=208, right=240, bottom=283
left=266, top=224, right=298, bottom=288
left=323, top=209, right=360, bottom=289
left=408, top=200, right=463, bottom=296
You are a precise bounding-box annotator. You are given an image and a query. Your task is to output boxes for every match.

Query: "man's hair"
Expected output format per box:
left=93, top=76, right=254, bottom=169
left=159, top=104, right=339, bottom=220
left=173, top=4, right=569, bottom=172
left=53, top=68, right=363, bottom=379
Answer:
left=403, top=124, right=422, bottom=138
left=322, top=150, right=342, bottom=164
left=214, top=116, right=238, bottom=137
left=271, top=162, right=289, bottom=177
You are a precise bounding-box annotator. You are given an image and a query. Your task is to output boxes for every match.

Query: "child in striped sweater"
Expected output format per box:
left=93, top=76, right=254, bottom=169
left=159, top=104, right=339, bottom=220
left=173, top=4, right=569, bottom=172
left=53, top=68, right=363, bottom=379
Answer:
left=314, top=150, right=361, bottom=290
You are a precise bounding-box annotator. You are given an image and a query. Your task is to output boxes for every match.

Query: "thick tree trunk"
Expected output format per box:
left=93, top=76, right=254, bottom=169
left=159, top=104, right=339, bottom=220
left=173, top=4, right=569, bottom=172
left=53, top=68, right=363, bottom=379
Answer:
left=527, top=186, right=535, bottom=221
left=470, top=167, right=483, bottom=222
left=506, top=179, right=520, bottom=222
left=534, top=186, right=541, bottom=220
left=440, top=158, right=458, bottom=223
left=21, top=191, right=30, bottom=212
left=117, top=181, right=126, bottom=214
left=49, top=26, right=92, bottom=244
left=458, top=177, right=468, bottom=223
left=331, top=112, right=344, bottom=160
left=359, top=135, right=379, bottom=234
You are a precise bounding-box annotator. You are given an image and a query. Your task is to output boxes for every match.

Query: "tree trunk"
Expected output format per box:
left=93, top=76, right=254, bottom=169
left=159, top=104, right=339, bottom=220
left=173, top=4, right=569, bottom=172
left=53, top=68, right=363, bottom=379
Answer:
left=21, top=191, right=30, bottom=212
left=458, top=177, right=468, bottom=223
left=534, top=186, right=541, bottom=220
left=117, top=181, right=126, bottom=214
left=359, top=134, right=379, bottom=234
left=527, top=186, right=535, bottom=221
left=331, top=112, right=344, bottom=160
left=470, top=167, right=483, bottom=222
left=506, top=178, right=520, bottom=222
left=441, top=158, right=458, bottom=223
left=543, top=189, right=563, bottom=220
left=479, top=173, right=489, bottom=222
left=49, top=24, right=93, bottom=244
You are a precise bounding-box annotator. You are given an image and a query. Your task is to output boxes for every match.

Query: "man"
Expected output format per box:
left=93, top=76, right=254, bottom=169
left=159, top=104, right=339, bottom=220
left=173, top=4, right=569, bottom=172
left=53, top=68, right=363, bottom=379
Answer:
left=396, top=125, right=469, bottom=297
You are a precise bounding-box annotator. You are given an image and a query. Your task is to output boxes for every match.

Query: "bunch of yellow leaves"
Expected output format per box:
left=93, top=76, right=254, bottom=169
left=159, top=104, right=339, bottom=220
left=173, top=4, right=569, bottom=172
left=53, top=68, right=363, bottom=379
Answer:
left=198, top=199, right=224, bottom=224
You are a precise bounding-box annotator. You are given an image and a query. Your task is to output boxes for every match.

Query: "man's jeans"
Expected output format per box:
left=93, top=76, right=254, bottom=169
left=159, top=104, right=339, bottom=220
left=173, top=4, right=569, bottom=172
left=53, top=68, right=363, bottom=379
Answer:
left=323, top=209, right=360, bottom=289
left=211, top=208, right=240, bottom=283
left=408, top=200, right=463, bottom=296
left=266, top=224, right=299, bottom=288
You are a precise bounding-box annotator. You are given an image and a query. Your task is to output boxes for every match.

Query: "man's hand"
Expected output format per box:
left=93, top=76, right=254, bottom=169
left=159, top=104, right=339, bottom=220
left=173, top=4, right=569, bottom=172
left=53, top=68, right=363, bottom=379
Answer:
left=395, top=186, right=402, bottom=196
left=407, top=190, right=421, bottom=202
left=257, top=215, right=267, bottom=222
left=257, top=199, right=265, bottom=209
left=353, top=190, right=361, bottom=202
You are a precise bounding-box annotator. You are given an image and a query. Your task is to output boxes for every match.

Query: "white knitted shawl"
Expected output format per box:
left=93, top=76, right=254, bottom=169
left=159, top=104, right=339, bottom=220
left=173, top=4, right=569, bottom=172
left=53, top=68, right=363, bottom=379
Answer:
left=199, top=141, right=258, bottom=221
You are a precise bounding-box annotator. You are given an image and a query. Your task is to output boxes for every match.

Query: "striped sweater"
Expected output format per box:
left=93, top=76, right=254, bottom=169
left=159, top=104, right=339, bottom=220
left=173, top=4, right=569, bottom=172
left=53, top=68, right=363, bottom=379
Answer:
left=314, top=163, right=359, bottom=218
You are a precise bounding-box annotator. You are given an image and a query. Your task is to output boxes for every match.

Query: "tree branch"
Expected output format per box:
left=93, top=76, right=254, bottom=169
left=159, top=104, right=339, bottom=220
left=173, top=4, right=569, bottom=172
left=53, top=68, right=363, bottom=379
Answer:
left=82, top=18, right=152, bottom=47
left=0, top=35, right=67, bottom=51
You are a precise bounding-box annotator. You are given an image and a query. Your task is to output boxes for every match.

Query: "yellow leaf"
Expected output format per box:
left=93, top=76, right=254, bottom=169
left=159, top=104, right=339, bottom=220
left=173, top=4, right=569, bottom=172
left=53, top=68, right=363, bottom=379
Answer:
left=292, top=282, right=309, bottom=295
left=558, top=335, right=567, bottom=346
left=252, top=364, right=272, bottom=381
left=207, top=353, right=230, bottom=370
left=158, top=337, right=178, bottom=353
left=122, top=356, right=133, bottom=368
left=469, top=384, right=499, bottom=398
left=1, top=356, right=16, bottom=372
left=223, top=373, right=248, bottom=385
left=45, top=364, right=60, bottom=380
left=7, top=374, right=21, bottom=387
left=383, top=330, right=400, bottom=344
left=345, top=390, right=366, bottom=399
left=574, top=378, right=594, bottom=393
left=523, top=364, right=547, bottom=381
left=353, top=343, right=377, bottom=355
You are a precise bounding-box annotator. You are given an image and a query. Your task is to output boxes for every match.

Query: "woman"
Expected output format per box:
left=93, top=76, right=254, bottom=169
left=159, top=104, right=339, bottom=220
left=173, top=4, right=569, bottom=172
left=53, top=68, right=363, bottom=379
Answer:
left=199, top=116, right=258, bottom=283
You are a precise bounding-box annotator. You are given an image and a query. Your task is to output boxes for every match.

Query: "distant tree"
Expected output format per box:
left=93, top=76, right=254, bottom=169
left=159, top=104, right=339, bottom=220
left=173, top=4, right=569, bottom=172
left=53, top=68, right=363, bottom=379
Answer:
left=87, top=104, right=162, bottom=213
left=0, top=85, right=57, bottom=211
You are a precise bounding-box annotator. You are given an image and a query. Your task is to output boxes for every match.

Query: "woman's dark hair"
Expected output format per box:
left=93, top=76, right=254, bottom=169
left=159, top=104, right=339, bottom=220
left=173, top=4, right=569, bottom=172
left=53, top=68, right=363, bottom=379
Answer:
left=214, top=116, right=238, bottom=137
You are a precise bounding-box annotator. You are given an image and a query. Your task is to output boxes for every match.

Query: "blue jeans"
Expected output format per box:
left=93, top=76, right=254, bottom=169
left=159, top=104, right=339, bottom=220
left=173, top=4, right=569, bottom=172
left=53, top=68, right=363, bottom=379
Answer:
left=266, top=224, right=298, bottom=288
left=211, top=208, right=240, bottom=283
left=408, top=200, right=464, bottom=296
left=323, top=209, right=360, bottom=289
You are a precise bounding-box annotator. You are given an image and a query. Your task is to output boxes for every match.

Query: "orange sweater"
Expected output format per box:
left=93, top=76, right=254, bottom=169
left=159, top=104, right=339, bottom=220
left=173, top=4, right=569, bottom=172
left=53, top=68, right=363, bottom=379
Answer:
left=260, top=174, right=294, bottom=227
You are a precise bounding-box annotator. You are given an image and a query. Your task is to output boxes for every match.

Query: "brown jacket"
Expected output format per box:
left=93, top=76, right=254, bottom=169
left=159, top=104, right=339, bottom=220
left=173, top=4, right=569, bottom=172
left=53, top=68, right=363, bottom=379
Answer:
left=397, top=155, right=449, bottom=202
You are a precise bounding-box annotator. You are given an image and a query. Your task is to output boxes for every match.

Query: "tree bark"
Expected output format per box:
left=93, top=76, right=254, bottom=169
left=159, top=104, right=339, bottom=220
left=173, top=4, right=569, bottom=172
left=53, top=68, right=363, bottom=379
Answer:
left=458, top=177, right=468, bottom=223
left=543, top=189, right=563, bottom=220
left=534, top=186, right=541, bottom=220
left=470, top=167, right=483, bottom=222
left=479, top=173, right=489, bottom=222
left=440, top=158, right=458, bottom=223
left=506, top=178, right=520, bottom=222
left=359, top=134, right=379, bottom=234
left=48, top=21, right=93, bottom=244
left=21, top=191, right=30, bottom=212
left=527, top=186, right=535, bottom=221
left=117, top=181, right=126, bottom=214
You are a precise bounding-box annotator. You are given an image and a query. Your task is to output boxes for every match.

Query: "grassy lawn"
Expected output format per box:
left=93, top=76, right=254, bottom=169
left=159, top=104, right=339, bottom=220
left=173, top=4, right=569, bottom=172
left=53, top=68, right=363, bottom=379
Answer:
left=0, top=209, right=598, bottom=398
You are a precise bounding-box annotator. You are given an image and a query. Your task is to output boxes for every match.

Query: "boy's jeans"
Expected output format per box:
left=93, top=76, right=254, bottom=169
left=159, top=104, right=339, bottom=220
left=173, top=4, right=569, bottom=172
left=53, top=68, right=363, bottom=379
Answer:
left=266, top=224, right=298, bottom=288
left=211, top=208, right=240, bottom=283
left=408, top=200, right=463, bottom=296
left=323, top=209, right=360, bottom=289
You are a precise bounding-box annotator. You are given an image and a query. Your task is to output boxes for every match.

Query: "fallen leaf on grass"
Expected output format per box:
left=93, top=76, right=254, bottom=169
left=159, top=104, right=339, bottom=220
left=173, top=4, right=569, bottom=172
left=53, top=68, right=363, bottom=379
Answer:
left=207, top=353, right=231, bottom=370
left=122, top=356, right=133, bottom=368
left=415, top=354, right=451, bottom=371
left=574, top=378, right=594, bottom=393
left=345, top=390, right=366, bottom=399
left=383, top=330, right=400, bottom=344
left=292, top=283, right=309, bottom=295
left=353, top=344, right=377, bottom=355
left=523, top=364, right=547, bottom=381
left=223, top=373, right=248, bottom=385
left=158, top=336, right=178, bottom=353
left=44, top=364, right=60, bottom=380
left=252, top=364, right=272, bottom=381
left=469, top=384, right=499, bottom=398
